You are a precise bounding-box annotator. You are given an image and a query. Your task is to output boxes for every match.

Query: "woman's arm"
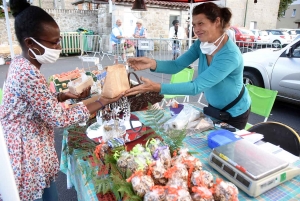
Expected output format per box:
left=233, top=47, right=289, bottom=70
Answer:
left=153, top=41, right=200, bottom=74
left=160, top=50, right=240, bottom=96
left=21, top=67, right=122, bottom=128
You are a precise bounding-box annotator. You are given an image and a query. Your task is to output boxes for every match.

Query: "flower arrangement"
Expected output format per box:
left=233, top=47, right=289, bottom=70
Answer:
left=124, top=40, right=135, bottom=54
left=124, top=39, right=134, bottom=49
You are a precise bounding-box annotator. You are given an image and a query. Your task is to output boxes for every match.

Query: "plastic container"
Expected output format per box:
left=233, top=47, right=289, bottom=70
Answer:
left=169, top=104, right=184, bottom=116
left=208, top=129, right=241, bottom=149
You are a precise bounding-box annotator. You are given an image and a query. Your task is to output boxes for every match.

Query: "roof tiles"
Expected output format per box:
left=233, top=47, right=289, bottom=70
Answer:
left=115, top=0, right=190, bottom=9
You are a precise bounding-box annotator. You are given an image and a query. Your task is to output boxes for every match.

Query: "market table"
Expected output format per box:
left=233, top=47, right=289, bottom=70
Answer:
left=60, top=108, right=300, bottom=201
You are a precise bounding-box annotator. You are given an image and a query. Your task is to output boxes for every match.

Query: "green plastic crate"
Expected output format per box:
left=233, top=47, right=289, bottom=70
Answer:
left=54, top=72, right=97, bottom=93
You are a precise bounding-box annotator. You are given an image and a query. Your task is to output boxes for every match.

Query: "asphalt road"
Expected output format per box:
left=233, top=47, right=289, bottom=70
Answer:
left=1, top=54, right=299, bottom=201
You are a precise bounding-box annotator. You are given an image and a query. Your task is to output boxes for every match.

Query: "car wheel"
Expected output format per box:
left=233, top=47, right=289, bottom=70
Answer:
left=243, top=71, right=264, bottom=87
left=272, top=40, right=281, bottom=48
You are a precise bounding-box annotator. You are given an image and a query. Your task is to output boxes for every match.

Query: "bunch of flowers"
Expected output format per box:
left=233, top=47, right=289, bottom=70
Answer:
left=124, top=39, right=134, bottom=49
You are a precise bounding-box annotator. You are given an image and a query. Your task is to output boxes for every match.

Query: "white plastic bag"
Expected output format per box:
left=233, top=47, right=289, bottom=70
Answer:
left=164, top=104, right=201, bottom=130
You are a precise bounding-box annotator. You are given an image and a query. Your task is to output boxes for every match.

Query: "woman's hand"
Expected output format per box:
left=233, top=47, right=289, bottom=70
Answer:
left=100, top=92, right=125, bottom=106
left=86, top=92, right=124, bottom=114
left=125, top=77, right=161, bottom=96
left=127, top=57, right=157, bottom=71
left=59, top=87, right=91, bottom=102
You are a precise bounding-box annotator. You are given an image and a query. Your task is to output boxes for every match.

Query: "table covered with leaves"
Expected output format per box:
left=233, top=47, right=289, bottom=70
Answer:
left=60, top=107, right=300, bottom=201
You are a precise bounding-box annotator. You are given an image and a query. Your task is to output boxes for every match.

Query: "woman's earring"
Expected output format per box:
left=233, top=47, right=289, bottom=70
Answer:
left=28, top=47, right=41, bottom=60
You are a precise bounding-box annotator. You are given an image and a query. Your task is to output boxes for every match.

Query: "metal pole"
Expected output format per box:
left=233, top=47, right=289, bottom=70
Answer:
left=243, top=0, right=248, bottom=27
left=2, top=0, right=15, bottom=59
left=188, top=3, right=193, bottom=48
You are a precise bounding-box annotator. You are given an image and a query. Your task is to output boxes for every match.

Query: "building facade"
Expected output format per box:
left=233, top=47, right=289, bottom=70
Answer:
left=0, top=0, right=281, bottom=47
left=277, top=0, right=300, bottom=29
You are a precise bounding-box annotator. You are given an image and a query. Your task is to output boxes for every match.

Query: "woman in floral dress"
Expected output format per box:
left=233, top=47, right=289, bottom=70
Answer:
left=0, top=1, right=122, bottom=200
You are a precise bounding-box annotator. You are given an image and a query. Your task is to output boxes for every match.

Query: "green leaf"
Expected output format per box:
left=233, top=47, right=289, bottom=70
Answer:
left=278, top=0, right=295, bottom=19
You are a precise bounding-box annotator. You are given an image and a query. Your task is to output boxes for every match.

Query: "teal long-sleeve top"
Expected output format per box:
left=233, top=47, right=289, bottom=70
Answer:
left=154, top=39, right=251, bottom=117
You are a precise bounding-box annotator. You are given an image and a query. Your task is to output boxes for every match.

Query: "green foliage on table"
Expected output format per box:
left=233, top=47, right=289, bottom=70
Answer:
left=93, top=154, right=142, bottom=201
left=64, top=119, right=98, bottom=156
left=66, top=105, right=188, bottom=200
left=142, top=104, right=187, bottom=154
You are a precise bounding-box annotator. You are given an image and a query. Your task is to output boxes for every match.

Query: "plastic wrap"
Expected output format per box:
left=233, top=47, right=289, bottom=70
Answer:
left=191, top=186, right=214, bottom=201
left=164, top=104, right=201, bottom=130
left=144, top=186, right=166, bottom=201
left=195, top=117, right=214, bottom=132
left=191, top=170, right=214, bottom=188
left=68, top=73, right=94, bottom=95
left=131, top=175, right=154, bottom=197
left=213, top=180, right=238, bottom=201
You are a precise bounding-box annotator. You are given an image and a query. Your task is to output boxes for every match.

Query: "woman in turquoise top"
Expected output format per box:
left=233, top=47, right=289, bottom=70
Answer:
left=125, top=2, right=251, bottom=129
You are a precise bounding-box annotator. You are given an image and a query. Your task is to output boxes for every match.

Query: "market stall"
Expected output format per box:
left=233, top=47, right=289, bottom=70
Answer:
left=60, top=105, right=300, bottom=201
left=47, top=60, right=300, bottom=201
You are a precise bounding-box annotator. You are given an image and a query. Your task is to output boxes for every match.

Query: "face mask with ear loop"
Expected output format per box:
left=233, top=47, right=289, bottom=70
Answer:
left=200, top=33, right=226, bottom=55
left=28, top=37, right=62, bottom=64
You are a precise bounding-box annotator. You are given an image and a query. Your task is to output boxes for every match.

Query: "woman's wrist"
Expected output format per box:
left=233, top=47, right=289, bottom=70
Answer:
left=95, top=99, right=105, bottom=110
left=153, top=82, right=161, bottom=93
left=57, top=92, right=64, bottom=102
left=150, top=59, right=157, bottom=71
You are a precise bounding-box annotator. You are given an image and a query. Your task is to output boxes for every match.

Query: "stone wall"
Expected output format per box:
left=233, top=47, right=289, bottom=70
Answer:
left=45, top=9, right=98, bottom=33
left=227, top=0, right=280, bottom=30
left=1, top=1, right=280, bottom=50
left=32, top=0, right=74, bottom=9
left=97, top=3, right=189, bottom=50
left=0, top=17, right=17, bottom=45
left=0, top=9, right=98, bottom=45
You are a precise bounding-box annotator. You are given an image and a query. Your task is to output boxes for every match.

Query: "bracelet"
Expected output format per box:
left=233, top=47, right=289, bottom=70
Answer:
left=95, top=99, right=105, bottom=110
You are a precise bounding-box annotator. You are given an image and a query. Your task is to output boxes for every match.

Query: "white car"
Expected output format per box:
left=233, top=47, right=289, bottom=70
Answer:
left=243, top=35, right=300, bottom=105
left=264, top=29, right=292, bottom=48
left=251, top=29, right=271, bottom=46
left=286, top=30, right=299, bottom=41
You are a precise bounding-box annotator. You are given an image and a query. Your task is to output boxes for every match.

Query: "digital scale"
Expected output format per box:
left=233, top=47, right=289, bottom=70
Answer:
left=208, top=139, right=300, bottom=197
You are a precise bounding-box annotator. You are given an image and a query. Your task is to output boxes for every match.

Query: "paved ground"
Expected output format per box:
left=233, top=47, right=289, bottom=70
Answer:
left=0, top=53, right=299, bottom=200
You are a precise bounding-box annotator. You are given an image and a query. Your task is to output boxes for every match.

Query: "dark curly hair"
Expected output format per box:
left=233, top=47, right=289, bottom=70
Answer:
left=9, top=0, right=57, bottom=47
left=192, top=2, right=232, bottom=30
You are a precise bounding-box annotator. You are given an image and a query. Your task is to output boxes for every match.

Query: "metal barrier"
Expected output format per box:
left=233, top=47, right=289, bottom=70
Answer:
left=64, top=35, right=291, bottom=61
left=60, top=32, right=82, bottom=56
left=111, top=38, right=195, bottom=63
left=236, top=41, right=287, bottom=54
left=82, top=35, right=101, bottom=54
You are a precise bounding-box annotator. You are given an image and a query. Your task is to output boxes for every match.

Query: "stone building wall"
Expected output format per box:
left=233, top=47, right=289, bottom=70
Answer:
left=97, top=3, right=189, bottom=51
left=0, top=9, right=98, bottom=45
left=45, top=9, right=98, bottom=33
left=227, top=0, right=280, bottom=30
left=0, top=18, right=17, bottom=45
left=31, top=0, right=74, bottom=9
left=1, top=1, right=280, bottom=51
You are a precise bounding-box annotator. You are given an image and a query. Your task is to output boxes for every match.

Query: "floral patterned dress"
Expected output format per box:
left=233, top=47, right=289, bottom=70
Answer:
left=0, top=56, right=90, bottom=201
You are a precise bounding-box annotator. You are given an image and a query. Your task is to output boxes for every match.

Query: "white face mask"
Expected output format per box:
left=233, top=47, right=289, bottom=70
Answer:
left=29, top=37, right=61, bottom=64
left=200, top=33, right=225, bottom=55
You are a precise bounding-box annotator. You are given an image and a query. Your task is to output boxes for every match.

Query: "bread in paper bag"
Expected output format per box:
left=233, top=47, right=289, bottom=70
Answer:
left=68, top=73, right=94, bottom=95
left=102, top=64, right=130, bottom=98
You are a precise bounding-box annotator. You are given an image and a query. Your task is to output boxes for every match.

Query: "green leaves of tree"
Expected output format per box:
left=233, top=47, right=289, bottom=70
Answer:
left=278, top=0, right=295, bottom=19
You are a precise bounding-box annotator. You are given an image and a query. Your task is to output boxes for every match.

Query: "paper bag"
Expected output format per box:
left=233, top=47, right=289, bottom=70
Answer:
left=102, top=64, right=130, bottom=98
